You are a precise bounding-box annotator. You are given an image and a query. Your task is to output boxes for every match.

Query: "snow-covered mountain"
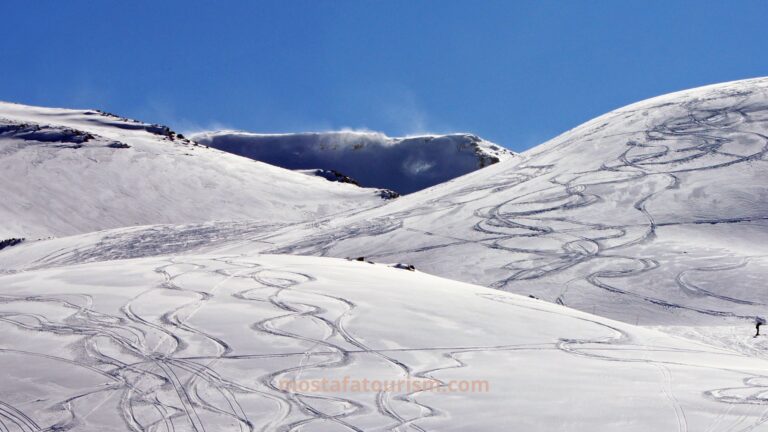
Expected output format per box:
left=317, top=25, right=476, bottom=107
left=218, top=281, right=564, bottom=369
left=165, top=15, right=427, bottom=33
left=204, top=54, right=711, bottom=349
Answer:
left=4, top=78, right=768, bottom=431
left=4, top=77, right=768, bottom=328
left=228, top=77, right=768, bottom=326
left=191, top=131, right=518, bottom=194
left=3, top=252, right=768, bottom=431
left=0, top=102, right=390, bottom=239
left=5, top=79, right=768, bottom=328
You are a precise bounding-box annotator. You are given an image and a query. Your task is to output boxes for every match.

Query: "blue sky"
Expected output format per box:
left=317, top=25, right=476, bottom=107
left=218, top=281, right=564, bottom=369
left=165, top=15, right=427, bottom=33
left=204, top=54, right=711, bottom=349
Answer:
left=1, top=1, right=767, bottom=151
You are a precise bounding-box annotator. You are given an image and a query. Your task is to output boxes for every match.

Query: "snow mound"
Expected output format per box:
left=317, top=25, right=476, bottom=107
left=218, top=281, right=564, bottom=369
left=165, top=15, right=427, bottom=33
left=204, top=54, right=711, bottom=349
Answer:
left=191, top=130, right=518, bottom=194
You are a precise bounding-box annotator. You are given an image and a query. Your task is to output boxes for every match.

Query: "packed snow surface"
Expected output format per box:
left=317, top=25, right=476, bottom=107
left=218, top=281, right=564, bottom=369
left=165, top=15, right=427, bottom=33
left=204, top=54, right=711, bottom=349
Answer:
left=2, top=253, right=768, bottom=431
left=192, top=131, right=517, bottom=194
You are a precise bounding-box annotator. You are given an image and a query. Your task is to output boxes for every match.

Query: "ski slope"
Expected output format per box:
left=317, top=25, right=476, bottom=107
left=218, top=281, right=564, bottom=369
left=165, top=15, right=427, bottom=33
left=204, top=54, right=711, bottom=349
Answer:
left=3, top=78, right=767, bottom=328
left=0, top=102, right=388, bottom=239
left=192, top=131, right=517, bottom=194
left=227, top=77, right=768, bottom=326
left=2, top=253, right=768, bottom=431
left=2, top=78, right=768, bottom=431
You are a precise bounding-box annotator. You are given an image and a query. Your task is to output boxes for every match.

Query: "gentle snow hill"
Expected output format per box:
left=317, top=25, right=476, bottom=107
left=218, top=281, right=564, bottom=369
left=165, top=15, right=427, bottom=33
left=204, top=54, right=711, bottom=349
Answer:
left=191, top=130, right=518, bottom=194
left=0, top=102, right=389, bottom=239
left=2, top=252, right=768, bottom=431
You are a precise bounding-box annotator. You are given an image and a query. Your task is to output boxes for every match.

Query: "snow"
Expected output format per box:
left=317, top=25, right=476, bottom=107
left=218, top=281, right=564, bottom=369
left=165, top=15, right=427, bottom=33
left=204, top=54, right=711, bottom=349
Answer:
left=0, top=102, right=388, bottom=239
left=191, top=131, right=518, bottom=194
left=2, top=253, right=768, bottom=431
left=204, top=77, right=768, bottom=326
left=5, top=78, right=768, bottom=326
left=2, top=78, right=768, bottom=430
left=11, top=78, right=767, bottom=326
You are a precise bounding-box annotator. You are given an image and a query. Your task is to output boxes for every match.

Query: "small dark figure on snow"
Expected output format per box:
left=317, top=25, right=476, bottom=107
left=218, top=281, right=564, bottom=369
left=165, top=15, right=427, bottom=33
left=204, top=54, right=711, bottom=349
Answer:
left=755, top=317, right=765, bottom=337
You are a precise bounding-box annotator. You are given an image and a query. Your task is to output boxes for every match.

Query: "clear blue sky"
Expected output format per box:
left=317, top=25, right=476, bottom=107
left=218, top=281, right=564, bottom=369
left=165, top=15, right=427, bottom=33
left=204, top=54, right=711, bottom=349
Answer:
left=2, top=1, right=767, bottom=151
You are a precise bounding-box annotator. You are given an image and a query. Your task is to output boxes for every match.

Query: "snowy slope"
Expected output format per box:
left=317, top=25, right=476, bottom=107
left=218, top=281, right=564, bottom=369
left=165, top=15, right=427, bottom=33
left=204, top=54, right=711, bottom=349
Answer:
left=191, top=131, right=518, bottom=194
left=2, top=252, right=768, bottom=431
left=3, top=77, right=768, bottom=329
left=0, top=102, right=389, bottom=239
left=130, top=77, right=768, bottom=327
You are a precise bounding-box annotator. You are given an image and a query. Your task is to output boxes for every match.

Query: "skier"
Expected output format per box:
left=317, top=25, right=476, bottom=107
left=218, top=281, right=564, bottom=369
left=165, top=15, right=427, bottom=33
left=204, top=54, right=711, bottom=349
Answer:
left=756, top=317, right=765, bottom=337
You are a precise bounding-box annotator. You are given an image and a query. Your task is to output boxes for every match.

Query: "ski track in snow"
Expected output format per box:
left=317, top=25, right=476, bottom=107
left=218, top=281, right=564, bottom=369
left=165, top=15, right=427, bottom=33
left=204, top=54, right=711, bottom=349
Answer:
left=0, top=257, right=768, bottom=432
left=0, top=257, right=494, bottom=431
left=1, top=256, right=768, bottom=430
left=481, top=292, right=768, bottom=432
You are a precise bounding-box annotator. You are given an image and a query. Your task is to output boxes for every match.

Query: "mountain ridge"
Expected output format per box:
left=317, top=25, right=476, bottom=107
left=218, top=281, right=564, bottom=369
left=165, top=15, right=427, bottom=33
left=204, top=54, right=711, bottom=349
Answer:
left=0, top=101, right=390, bottom=239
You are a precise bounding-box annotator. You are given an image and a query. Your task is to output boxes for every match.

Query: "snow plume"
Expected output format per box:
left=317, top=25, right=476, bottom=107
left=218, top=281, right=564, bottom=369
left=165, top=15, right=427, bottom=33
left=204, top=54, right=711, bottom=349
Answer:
left=192, top=130, right=517, bottom=194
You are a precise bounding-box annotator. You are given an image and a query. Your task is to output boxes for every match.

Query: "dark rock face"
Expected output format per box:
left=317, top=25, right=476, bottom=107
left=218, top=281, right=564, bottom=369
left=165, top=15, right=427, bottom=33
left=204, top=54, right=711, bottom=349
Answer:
left=304, top=169, right=399, bottom=200
left=0, top=123, right=93, bottom=144
left=0, top=238, right=24, bottom=251
left=377, top=189, right=400, bottom=200
left=310, top=169, right=361, bottom=186
left=0, top=122, right=134, bottom=149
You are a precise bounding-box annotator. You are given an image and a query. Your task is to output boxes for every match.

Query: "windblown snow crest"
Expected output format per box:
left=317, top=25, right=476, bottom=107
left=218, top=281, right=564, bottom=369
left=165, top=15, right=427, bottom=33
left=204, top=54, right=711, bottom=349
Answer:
left=191, top=131, right=518, bottom=194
